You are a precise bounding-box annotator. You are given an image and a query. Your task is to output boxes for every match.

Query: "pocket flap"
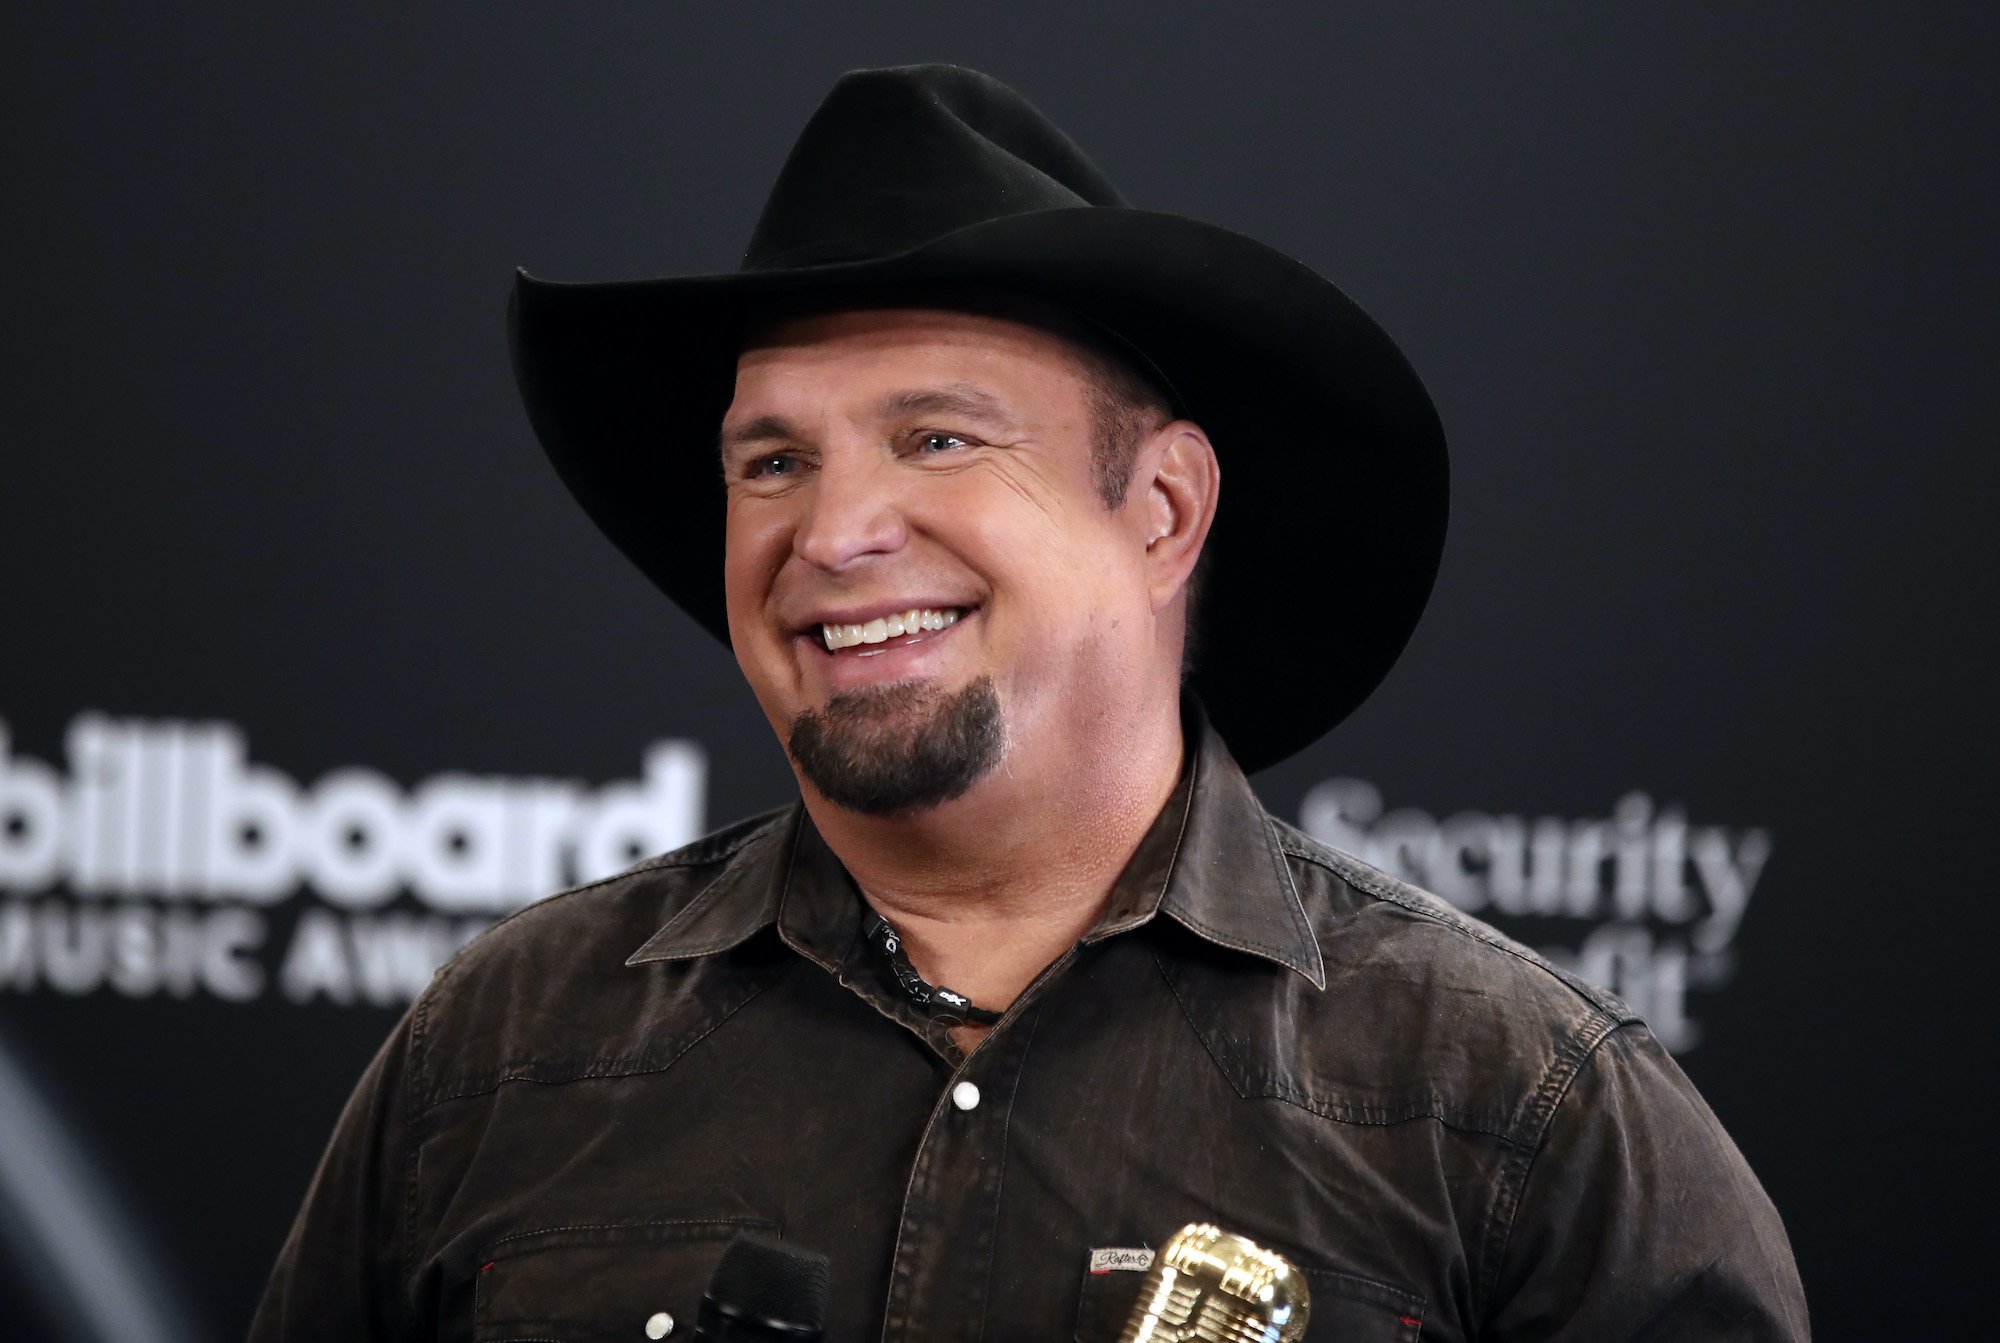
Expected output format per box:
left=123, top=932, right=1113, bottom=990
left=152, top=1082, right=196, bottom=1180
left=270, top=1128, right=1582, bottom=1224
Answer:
left=473, top=1218, right=776, bottom=1343
left=1299, top=1266, right=1424, bottom=1341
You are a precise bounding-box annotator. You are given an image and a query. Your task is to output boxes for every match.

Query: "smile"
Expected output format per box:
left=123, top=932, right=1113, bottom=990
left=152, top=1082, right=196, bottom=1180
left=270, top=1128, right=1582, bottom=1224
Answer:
left=820, top=607, right=965, bottom=651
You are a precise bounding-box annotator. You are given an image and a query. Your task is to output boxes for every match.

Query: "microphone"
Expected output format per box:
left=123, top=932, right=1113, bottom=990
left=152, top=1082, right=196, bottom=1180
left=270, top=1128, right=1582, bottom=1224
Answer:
left=1118, top=1223, right=1311, bottom=1343
left=692, top=1231, right=831, bottom=1341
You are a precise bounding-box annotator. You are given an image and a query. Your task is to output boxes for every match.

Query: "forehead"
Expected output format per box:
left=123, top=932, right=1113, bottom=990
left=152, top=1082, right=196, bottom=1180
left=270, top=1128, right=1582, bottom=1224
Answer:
left=727, top=304, right=1097, bottom=414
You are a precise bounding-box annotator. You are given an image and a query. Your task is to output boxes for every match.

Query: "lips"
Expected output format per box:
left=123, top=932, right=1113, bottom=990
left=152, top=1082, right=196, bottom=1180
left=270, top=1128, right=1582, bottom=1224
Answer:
left=819, top=606, right=966, bottom=651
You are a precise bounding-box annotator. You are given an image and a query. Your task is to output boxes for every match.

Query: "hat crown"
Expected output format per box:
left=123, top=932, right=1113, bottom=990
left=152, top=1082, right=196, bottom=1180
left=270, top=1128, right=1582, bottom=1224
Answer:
left=743, top=64, right=1127, bottom=271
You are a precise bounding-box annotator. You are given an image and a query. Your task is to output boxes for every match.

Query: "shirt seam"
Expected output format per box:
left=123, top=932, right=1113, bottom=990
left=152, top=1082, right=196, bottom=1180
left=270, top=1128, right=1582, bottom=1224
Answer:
left=1478, top=1013, right=1631, bottom=1312
left=482, top=1215, right=778, bottom=1253
left=1249, top=1078, right=1532, bottom=1144
left=1155, top=946, right=1507, bottom=1138
left=401, top=990, right=433, bottom=1300
left=880, top=1081, right=952, bottom=1341
left=973, top=999, right=1048, bottom=1338
left=1150, top=929, right=1617, bottom=1149
left=419, top=956, right=797, bottom=1110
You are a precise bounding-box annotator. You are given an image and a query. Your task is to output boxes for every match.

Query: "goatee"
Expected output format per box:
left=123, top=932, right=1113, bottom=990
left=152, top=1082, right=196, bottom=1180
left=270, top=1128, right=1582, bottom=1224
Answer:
left=788, top=676, right=1005, bottom=816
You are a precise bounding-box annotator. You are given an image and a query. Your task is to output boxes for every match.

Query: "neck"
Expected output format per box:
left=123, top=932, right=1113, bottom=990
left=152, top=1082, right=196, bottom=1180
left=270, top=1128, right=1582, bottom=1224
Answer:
left=801, top=696, right=1187, bottom=1018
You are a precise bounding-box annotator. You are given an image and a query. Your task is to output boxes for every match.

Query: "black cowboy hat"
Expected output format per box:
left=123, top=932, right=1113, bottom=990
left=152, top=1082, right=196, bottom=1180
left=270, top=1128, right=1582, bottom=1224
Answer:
left=510, top=63, right=1447, bottom=773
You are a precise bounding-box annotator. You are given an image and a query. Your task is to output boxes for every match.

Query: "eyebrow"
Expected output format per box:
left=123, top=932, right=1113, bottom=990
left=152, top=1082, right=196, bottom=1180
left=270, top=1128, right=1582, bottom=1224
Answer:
left=718, top=381, right=1020, bottom=460
left=876, top=382, right=1018, bottom=429
left=718, top=414, right=797, bottom=458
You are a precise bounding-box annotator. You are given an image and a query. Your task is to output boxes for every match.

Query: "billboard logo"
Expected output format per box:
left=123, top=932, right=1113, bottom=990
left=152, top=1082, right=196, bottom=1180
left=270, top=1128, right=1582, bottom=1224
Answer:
left=0, top=714, right=707, bottom=1006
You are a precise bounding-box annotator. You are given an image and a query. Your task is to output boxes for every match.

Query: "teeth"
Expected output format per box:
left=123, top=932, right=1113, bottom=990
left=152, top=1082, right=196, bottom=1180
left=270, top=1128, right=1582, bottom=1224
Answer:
left=820, top=607, right=964, bottom=650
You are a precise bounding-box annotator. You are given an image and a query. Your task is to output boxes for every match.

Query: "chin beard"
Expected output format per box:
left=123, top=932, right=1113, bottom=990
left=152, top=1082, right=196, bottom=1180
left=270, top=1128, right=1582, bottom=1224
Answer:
left=788, top=676, right=1005, bottom=817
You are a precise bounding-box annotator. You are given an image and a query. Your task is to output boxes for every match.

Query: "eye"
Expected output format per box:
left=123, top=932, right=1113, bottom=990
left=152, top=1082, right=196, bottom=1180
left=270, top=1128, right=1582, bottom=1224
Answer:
left=916, top=431, right=970, bottom=454
left=747, top=453, right=797, bottom=479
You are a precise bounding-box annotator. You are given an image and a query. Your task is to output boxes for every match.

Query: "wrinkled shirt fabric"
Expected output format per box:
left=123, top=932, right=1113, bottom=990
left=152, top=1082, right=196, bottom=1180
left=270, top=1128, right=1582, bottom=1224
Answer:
left=253, top=713, right=1808, bottom=1341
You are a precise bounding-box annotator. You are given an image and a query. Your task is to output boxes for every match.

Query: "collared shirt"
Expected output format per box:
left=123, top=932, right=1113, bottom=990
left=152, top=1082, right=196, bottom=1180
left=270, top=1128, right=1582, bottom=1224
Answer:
left=252, top=714, right=1808, bottom=1342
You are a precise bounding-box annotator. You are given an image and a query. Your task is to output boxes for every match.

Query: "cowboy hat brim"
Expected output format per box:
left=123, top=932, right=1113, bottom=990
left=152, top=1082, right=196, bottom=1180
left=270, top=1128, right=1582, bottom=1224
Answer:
left=510, top=205, right=1447, bottom=773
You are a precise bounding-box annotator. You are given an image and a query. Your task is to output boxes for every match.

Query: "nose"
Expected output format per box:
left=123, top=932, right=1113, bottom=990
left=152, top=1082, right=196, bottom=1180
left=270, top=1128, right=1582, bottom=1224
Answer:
left=791, top=451, right=908, bottom=573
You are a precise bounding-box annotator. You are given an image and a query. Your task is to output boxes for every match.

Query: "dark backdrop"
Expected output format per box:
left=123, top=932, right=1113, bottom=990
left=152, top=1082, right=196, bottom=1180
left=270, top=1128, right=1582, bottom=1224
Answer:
left=4, top=4, right=1994, bottom=1338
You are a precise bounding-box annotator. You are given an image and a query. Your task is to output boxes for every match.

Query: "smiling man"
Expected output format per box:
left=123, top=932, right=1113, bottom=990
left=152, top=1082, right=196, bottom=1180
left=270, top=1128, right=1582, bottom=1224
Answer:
left=254, top=66, right=1807, bottom=1341
left=716, top=300, right=1211, bottom=1049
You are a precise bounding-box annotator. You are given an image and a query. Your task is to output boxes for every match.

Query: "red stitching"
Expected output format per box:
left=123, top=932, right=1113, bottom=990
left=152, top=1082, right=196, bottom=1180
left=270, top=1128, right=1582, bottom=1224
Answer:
left=1399, top=1316, right=1421, bottom=1327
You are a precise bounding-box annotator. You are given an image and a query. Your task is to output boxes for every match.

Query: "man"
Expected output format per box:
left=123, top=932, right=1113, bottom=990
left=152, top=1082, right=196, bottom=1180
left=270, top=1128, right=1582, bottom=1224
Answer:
left=254, top=65, right=1807, bottom=1341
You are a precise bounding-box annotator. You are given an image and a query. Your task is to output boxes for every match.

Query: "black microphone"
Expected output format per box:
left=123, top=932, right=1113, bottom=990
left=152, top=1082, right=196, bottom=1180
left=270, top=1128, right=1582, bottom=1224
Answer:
left=692, top=1231, right=831, bottom=1341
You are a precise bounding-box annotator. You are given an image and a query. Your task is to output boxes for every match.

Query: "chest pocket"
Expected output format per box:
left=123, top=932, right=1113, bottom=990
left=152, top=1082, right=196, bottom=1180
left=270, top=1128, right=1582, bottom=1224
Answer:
left=472, top=1218, right=776, bottom=1343
left=1074, top=1263, right=1424, bottom=1342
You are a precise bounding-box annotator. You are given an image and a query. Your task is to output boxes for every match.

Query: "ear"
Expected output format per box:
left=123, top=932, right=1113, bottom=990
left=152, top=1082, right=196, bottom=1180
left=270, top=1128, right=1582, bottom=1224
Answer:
left=1131, top=420, right=1220, bottom=614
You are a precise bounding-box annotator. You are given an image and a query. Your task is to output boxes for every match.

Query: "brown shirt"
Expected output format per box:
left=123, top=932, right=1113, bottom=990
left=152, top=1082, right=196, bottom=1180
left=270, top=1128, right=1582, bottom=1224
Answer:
left=252, top=715, right=1808, bottom=1342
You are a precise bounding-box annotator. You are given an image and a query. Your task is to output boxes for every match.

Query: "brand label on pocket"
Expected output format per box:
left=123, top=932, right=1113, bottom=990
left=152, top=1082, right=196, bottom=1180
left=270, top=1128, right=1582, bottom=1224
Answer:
left=1088, top=1247, right=1155, bottom=1275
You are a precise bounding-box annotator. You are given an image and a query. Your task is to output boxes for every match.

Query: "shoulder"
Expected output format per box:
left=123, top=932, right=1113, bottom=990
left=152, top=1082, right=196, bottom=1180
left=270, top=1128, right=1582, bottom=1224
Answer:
left=1273, top=815, right=1631, bottom=1023
left=402, top=807, right=795, bottom=1108
left=1175, top=814, right=1644, bottom=1150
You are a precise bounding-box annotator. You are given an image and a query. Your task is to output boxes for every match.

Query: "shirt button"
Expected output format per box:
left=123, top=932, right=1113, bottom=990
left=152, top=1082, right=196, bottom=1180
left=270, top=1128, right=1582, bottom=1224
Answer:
left=952, top=1080, right=981, bottom=1111
left=644, top=1311, right=674, bottom=1338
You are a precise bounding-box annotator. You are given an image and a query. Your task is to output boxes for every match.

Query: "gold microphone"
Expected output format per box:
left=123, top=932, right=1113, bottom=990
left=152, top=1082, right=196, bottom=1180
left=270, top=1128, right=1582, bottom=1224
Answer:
left=1117, top=1223, right=1311, bottom=1342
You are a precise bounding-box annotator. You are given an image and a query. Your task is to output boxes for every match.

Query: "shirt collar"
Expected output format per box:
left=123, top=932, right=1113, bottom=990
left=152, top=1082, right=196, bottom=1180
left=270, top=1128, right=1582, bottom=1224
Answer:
left=626, top=699, right=1325, bottom=990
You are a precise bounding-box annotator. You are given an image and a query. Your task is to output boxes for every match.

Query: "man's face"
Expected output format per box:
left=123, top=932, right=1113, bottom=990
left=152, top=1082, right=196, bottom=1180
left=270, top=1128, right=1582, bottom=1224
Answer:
left=720, top=305, right=1163, bottom=816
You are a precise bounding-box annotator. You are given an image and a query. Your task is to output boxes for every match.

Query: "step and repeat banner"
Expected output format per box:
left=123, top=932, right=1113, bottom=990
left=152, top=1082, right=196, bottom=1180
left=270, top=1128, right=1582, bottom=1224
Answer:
left=4, top=6, right=1992, bottom=1339
left=0, top=717, right=1765, bottom=1046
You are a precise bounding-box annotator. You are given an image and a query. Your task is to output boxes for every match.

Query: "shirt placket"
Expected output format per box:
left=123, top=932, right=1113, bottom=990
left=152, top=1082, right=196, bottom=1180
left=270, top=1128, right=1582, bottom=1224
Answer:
left=878, top=996, right=1045, bottom=1343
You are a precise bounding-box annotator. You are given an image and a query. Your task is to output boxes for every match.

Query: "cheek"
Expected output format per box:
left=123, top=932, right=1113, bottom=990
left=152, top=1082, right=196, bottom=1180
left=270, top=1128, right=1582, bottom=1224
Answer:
left=721, top=502, right=791, bottom=642
left=978, top=518, right=1140, bottom=634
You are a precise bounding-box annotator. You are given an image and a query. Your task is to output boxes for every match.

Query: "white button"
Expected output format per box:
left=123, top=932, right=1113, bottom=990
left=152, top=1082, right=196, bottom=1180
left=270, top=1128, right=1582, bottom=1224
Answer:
left=644, top=1311, right=674, bottom=1339
left=952, top=1080, right=981, bottom=1111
